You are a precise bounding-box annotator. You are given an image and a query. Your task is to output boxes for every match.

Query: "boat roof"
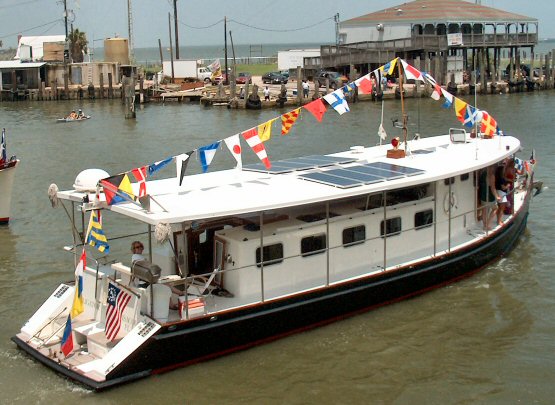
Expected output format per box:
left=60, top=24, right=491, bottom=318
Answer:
left=57, top=135, right=520, bottom=225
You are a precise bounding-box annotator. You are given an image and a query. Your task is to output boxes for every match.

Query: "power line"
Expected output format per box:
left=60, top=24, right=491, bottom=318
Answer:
left=174, top=15, right=334, bottom=32
left=177, top=17, right=224, bottom=30
left=0, top=0, right=44, bottom=10
left=228, top=16, right=334, bottom=33
left=0, top=19, right=61, bottom=41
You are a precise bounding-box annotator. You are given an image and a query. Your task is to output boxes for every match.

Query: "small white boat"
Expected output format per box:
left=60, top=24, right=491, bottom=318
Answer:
left=0, top=128, right=19, bottom=224
left=56, top=115, right=91, bottom=123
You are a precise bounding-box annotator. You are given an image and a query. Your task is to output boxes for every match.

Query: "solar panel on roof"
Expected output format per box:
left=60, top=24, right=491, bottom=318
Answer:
left=346, top=165, right=405, bottom=180
left=242, top=154, right=357, bottom=174
left=369, top=161, right=424, bottom=176
left=300, top=172, right=364, bottom=188
left=320, top=167, right=385, bottom=184
left=297, top=161, right=425, bottom=189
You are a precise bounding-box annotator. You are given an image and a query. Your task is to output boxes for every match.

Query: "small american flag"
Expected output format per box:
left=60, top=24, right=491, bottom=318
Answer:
left=105, top=282, right=131, bottom=341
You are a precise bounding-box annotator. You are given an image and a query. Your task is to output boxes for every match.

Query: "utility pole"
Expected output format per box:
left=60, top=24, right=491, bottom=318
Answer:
left=63, top=0, right=69, bottom=99
left=334, top=13, right=340, bottom=46
left=127, top=0, right=135, bottom=63
left=168, top=12, right=175, bottom=83
left=63, top=0, right=68, bottom=39
left=173, top=0, right=179, bottom=59
left=224, top=16, right=228, bottom=85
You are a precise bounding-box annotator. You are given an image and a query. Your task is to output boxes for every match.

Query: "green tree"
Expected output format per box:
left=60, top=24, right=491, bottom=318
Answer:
left=68, top=28, right=88, bottom=63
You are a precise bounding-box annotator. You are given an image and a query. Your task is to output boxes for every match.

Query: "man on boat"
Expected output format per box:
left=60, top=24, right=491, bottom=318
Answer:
left=479, top=166, right=500, bottom=230
left=77, top=109, right=83, bottom=118
left=68, top=110, right=77, bottom=119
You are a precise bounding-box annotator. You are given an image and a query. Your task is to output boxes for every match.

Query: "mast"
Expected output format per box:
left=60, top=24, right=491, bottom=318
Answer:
left=398, top=58, right=408, bottom=154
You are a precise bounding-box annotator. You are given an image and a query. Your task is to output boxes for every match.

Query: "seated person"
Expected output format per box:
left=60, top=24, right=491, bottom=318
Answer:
left=131, top=240, right=184, bottom=309
left=131, top=240, right=145, bottom=264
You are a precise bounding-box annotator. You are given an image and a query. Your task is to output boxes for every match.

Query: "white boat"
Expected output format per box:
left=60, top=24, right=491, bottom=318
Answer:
left=11, top=59, right=539, bottom=390
left=0, top=128, right=19, bottom=224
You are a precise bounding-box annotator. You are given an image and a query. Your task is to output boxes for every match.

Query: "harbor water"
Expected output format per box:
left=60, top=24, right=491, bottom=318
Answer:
left=0, top=90, right=554, bottom=404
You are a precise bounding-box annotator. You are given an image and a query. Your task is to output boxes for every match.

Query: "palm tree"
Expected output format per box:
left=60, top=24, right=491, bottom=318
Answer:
left=68, top=28, right=88, bottom=63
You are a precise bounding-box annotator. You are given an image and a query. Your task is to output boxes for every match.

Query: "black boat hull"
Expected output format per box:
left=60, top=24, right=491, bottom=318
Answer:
left=13, top=191, right=531, bottom=390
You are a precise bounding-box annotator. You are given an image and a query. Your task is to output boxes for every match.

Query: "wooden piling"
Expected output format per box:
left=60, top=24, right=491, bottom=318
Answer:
left=296, top=66, right=302, bottom=105
left=108, top=73, right=113, bottom=98
left=99, top=73, right=104, bottom=99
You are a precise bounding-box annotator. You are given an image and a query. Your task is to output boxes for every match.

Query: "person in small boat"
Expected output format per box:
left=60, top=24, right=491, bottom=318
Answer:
left=68, top=110, right=77, bottom=119
left=77, top=109, right=84, bottom=118
left=479, top=166, right=499, bottom=230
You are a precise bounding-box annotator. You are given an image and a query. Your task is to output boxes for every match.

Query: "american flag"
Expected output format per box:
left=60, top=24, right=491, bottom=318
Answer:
left=105, top=282, right=131, bottom=341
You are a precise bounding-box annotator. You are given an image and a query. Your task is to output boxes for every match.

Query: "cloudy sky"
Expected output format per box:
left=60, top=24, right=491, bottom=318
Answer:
left=1, top=0, right=553, bottom=49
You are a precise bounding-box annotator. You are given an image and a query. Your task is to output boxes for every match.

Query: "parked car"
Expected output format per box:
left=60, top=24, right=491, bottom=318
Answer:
left=236, top=72, right=252, bottom=84
left=279, top=70, right=290, bottom=79
left=315, top=71, right=349, bottom=90
left=262, top=72, right=288, bottom=84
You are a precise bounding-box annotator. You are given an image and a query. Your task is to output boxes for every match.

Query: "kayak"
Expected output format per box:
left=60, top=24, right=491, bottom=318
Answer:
left=57, top=115, right=91, bottom=122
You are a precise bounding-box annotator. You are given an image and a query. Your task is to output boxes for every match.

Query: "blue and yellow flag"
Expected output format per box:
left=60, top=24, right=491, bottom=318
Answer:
left=380, top=58, right=398, bottom=76
left=71, top=249, right=86, bottom=318
left=86, top=210, right=110, bottom=253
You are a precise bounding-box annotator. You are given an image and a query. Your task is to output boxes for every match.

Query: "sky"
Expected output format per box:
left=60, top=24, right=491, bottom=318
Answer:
left=1, top=0, right=554, bottom=49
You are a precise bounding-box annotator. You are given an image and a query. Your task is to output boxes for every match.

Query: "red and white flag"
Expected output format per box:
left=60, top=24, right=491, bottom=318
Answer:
left=241, top=127, right=271, bottom=169
left=400, top=59, right=424, bottom=82
left=131, top=166, right=147, bottom=197
left=224, top=134, right=242, bottom=169
left=424, top=73, right=442, bottom=101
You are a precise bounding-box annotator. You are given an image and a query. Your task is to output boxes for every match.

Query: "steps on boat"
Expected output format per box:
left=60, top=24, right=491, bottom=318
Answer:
left=87, top=331, right=121, bottom=358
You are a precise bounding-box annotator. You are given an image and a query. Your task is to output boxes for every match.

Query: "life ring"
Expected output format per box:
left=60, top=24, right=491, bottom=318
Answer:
left=443, top=191, right=457, bottom=213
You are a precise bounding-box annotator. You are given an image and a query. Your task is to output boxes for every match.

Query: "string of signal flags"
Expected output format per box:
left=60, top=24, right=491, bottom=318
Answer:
left=97, top=57, right=502, bottom=208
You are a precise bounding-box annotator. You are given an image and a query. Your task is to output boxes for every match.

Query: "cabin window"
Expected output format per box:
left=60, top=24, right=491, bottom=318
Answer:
left=343, top=225, right=366, bottom=246
left=256, top=243, right=284, bottom=267
left=380, top=217, right=402, bottom=237
left=460, top=173, right=469, bottom=181
left=297, top=212, right=338, bottom=222
left=386, top=184, right=429, bottom=205
left=301, top=234, right=327, bottom=257
left=415, top=209, right=434, bottom=229
left=444, top=177, right=455, bottom=186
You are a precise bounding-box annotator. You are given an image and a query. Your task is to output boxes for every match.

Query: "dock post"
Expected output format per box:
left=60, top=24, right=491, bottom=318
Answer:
left=123, top=75, right=136, bottom=119
left=415, top=56, right=421, bottom=97
left=54, top=78, right=58, bottom=100
left=108, top=73, right=113, bottom=98
left=99, top=73, right=104, bottom=99
left=480, top=49, right=487, bottom=94
left=296, top=65, right=302, bottom=105
left=545, top=52, right=553, bottom=89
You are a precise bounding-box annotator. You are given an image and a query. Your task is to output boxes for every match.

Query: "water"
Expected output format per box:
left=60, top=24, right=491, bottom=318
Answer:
left=0, top=91, right=554, bottom=404
left=92, top=43, right=323, bottom=66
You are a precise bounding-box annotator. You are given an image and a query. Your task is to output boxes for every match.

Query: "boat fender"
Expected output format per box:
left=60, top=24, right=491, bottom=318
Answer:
left=443, top=191, right=457, bottom=213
